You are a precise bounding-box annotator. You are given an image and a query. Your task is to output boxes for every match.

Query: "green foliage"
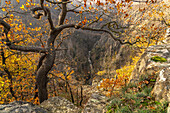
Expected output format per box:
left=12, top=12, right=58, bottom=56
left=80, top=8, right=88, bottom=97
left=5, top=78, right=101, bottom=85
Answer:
left=143, top=87, right=152, bottom=95
left=118, top=106, right=131, bottom=113
left=121, top=83, right=137, bottom=95
left=106, top=81, right=168, bottom=113
left=150, top=79, right=156, bottom=82
left=151, top=56, right=167, bottom=62
left=136, top=92, right=146, bottom=98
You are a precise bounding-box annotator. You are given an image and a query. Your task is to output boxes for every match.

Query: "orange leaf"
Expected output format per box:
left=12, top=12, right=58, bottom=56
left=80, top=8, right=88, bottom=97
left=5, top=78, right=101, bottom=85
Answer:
left=99, top=18, right=103, bottom=21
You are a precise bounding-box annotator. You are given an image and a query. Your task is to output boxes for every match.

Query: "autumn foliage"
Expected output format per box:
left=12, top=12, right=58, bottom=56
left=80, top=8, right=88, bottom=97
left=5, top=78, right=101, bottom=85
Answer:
left=0, top=0, right=169, bottom=105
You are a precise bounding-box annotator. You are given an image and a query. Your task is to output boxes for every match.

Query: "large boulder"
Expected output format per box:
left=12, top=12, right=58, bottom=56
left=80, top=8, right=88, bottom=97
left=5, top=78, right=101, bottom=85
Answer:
left=0, top=101, right=47, bottom=113
left=40, top=96, right=80, bottom=113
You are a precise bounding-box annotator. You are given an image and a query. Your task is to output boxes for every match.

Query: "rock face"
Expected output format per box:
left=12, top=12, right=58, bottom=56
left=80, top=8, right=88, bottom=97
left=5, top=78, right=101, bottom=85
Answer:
left=129, top=28, right=170, bottom=103
left=82, top=93, right=109, bottom=113
left=40, top=96, right=80, bottom=113
left=0, top=101, right=47, bottom=113
left=151, top=68, right=170, bottom=103
left=129, top=44, right=170, bottom=102
left=129, top=44, right=170, bottom=84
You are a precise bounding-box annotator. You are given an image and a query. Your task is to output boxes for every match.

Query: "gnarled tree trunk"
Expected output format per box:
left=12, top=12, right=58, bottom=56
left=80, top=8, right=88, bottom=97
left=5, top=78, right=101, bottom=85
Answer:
left=36, top=51, right=56, bottom=103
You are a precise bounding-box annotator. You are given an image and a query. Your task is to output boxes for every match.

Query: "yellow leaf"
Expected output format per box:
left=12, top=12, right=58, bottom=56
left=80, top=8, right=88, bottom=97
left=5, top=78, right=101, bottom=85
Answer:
left=69, top=70, right=74, bottom=75
left=2, top=8, right=6, bottom=12
left=10, top=14, right=14, bottom=18
left=20, top=5, right=25, bottom=10
left=67, top=67, right=71, bottom=70
left=81, top=6, right=84, bottom=10
left=16, top=0, right=20, bottom=3
left=99, top=18, right=103, bottom=21
left=16, top=58, right=20, bottom=61
left=89, top=5, right=92, bottom=10
left=7, top=34, right=10, bottom=37
left=19, top=24, right=22, bottom=28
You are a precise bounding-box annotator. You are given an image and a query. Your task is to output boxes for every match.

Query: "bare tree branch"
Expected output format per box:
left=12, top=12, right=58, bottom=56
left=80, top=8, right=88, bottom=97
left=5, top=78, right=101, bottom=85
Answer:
left=31, top=7, right=55, bottom=30
left=0, top=19, right=10, bottom=38
left=58, top=0, right=68, bottom=25
left=162, top=17, right=170, bottom=26
left=55, top=24, right=75, bottom=31
left=80, top=26, right=139, bottom=45
left=53, top=23, right=139, bottom=45
left=8, top=44, right=47, bottom=53
left=67, top=4, right=82, bottom=13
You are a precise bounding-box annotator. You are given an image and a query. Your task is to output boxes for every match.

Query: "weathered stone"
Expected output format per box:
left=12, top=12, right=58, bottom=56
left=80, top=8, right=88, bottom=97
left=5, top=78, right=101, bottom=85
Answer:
left=40, top=96, right=80, bottom=113
left=151, top=68, right=170, bottom=103
left=129, top=28, right=170, bottom=104
left=129, top=44, right=170, bottom=84
left=129, top=44, right=170, bottom=104
left=82, top=93, right=109, bottom=113
left=0, top=101, right=47, bottom=113
left=168, top=103, right=170, bottom=113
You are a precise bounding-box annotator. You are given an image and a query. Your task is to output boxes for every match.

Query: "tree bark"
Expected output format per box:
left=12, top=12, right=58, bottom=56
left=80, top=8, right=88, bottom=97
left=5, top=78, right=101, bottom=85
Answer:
left=36, top=29, right=60, bottom=103
left=35, top=0, right=68, bottom=103
left=36, top=51, right=56, bottom=103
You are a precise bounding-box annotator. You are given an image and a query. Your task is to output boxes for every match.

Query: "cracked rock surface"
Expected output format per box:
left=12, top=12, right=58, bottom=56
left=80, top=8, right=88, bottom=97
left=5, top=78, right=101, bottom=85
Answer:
left=0, top=101, right=47, bottom=113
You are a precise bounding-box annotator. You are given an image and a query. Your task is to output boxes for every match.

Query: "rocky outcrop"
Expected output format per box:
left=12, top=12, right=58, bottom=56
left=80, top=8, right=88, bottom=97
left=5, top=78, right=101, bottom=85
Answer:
left=90, top=34, right=121, bottom=70
left=82, top=93, right=109, bottom=113
left=91, top=33, right=138, bottom=72
left=0, top=94, right=109, bottom=113
left=129, top=28, right=170, bottom=103
left=40, top=94, right=109, bottom=113
left=129, top=44, right=170, bottom=84
left=0, top=101, right=47, bottom=113
left=151, top=68, right=170, bottom=103
left=129, top=44, right=170, bottom=102
left=40, top=96, right=80, bottom=113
